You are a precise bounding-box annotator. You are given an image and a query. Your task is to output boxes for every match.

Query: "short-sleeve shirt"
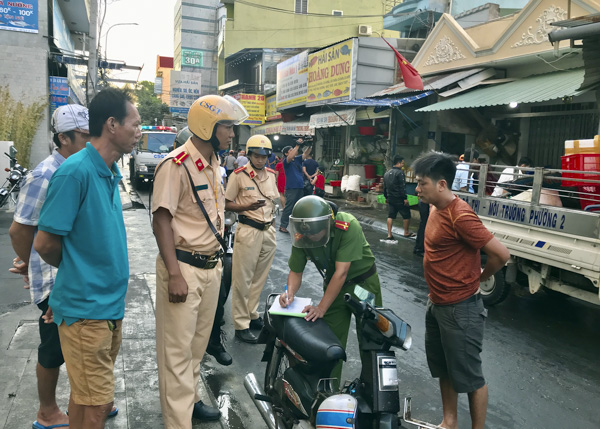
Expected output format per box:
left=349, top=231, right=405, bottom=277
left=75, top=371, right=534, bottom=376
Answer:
left=152, top=138, right=225, bottom=254
left=288, top=212, right=375, bottom=285
left=38, top=143, right=128, bottom=326
left=283, top=154, right=304, bottom=189
left=225, top=155, right=236, bottom=171
left=13, top=150, right=65, bottom=304
left=236, top=155, right=248, bottom=167
left=303, top=158, right=318, bottom=177
left=225, top=164, right=278, bottom=222
left=452, top=162, right=471, bottom=192
left=314, top=174, right=325, bottom=191
left=423, top=197, right=494, bottom=305
left=275, top=162, right=286, bottom=190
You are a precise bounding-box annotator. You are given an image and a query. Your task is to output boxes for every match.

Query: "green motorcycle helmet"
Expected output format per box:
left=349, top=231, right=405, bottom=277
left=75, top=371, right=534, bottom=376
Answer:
left=289, top=196, right=334, bottom=248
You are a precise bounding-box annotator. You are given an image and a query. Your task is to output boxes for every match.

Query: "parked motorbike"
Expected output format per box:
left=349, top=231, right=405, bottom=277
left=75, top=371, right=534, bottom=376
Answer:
left=245, top=286, right=438, bottom=429
left=0, top=152, right=28, bottom=208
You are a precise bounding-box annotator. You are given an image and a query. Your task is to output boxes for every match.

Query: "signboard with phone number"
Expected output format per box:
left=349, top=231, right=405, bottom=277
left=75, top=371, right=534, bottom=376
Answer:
left=0, top=0, right=38, bottom=33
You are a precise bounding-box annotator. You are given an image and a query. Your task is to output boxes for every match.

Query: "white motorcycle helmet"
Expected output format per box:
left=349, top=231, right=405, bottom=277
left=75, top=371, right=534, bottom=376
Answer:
left=316, top=394, right=357, bottom=428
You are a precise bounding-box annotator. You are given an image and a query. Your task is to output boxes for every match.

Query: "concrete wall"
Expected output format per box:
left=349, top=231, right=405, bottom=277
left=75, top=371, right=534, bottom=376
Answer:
left=0, top=1, right=51, bottom=168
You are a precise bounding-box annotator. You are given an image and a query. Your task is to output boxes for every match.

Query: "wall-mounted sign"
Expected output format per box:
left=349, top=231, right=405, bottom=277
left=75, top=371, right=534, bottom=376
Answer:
left=0, top=0, right=38, bottom=33
left=233, top=94, right=265, bottom=125
left=181, top=48, right=204, bottom=68
left=169, top=71, right=201, bottom=116
left=154, top=77, right=163, bottom=95
left=265, top=95, right=281, bottom=121
left=306, top=39, right=357, bottom=107
left=276, top=50, right=308, bottom=109
left=49, top=76, right=69, bottom=116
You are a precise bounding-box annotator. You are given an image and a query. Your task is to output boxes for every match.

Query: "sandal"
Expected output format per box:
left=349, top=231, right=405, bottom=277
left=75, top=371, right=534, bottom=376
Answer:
left=403, top=232, right=416, bottom=238
left=279, top=227, right=289, bottom=233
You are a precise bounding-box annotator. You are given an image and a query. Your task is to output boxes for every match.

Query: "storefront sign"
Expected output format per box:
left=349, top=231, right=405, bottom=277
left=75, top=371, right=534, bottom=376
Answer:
left=307, top=39, right=357, bottom=107
left=309, top=109, right=356, bottom=129
left=49, top=76, right=69, bottom=116
left=276, top=50, right=308, bottom=109
left=233, top=93, right=265, bottom=125
left=169, top=71, right=201, bottom=116
left=181, top=48, right=204, bottom=68
left=265, top=94, right=281, bottom=121
left=154, top=77, right=163, bottom=95
left=251, top=121, right=282, bottom=136
left=282, top=121, right=314, bottom=136
left=0, top=0, right=38, bottom=33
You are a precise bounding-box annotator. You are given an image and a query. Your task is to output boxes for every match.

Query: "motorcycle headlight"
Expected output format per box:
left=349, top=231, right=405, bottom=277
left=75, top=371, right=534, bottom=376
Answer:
left=9, top=172, right=21, bottom=181
left=224, top=211, right=237, bottom=226
left=137, top=164, right=148, bottom=173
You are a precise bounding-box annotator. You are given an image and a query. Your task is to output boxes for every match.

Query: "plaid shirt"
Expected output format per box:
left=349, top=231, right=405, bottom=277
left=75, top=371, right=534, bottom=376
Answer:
left=13, top=150, right=66, bottom=304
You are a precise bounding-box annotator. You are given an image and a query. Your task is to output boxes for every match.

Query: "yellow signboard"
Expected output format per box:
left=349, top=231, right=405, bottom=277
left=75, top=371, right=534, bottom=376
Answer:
left=266, top=95, right=281, bottom=121
left=307, top=39, right=356, bottom=106
left=234, top=93, right=265, bottom=125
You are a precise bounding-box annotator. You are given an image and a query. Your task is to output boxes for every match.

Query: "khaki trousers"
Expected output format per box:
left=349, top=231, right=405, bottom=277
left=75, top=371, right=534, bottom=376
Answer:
left=155, top=254, right=221, bottom=429
left=232, top=224, right=277, bottom=330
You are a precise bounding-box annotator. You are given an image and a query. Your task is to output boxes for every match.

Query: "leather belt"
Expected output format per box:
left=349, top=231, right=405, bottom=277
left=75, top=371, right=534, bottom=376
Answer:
left=239, top=215, right=274, bottom=231
left=346, top=263, right=377, bottom=285
left=175, top=249, right=222, bottom=270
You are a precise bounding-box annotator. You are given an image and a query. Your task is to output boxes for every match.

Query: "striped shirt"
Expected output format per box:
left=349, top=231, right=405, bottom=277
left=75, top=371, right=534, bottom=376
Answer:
left=13, top=150, right=66, bottom=304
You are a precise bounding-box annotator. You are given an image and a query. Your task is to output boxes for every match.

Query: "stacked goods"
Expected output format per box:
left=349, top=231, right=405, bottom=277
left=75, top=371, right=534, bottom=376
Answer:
left=561, top=136, right=600, bottom=209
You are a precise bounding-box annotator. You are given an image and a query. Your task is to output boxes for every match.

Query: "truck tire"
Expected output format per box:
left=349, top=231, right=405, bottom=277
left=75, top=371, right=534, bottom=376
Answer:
left=480, top=268, right=510, bottom=306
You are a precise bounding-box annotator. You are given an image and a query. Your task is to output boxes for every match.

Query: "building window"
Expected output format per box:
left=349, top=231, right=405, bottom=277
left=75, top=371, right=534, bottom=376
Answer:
left=295, top=0, right=308, bottom=15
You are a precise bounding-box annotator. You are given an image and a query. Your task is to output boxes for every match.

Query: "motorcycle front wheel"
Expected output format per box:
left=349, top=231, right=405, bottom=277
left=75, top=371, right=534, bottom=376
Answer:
left=263, top=341, right=290, bottom=394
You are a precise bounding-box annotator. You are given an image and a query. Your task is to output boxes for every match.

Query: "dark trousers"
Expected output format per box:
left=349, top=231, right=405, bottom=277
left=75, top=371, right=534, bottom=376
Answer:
left=414, top=201, right=430, bottom=253
left=280, top=188, right=304, bottom=228
left=209, top=265, right=232, bottom=344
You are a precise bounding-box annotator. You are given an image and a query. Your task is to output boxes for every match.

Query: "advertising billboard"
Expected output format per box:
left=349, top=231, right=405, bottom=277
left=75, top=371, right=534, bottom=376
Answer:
left=233, top=94, right=265, bottom=126
left=169, top=71, right=201, bottom=116
left=265, top=94, right=281, bottom=121
left=306, top=39, right=357, bottom=107
left=49, top=76, right=69, bottom=116
left=181, top=48, right=204, bottom=68
left=0, top=0, right=38, bottom=33
left=276, top=50, right=308, bottom=109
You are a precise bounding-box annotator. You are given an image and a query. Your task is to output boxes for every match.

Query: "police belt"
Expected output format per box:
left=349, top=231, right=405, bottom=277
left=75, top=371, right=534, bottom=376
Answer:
left=345, top=263, right=377, bottom=285
left=239, top=215, right=274, bottom=231
left=175, top=249, right=222, bottom=269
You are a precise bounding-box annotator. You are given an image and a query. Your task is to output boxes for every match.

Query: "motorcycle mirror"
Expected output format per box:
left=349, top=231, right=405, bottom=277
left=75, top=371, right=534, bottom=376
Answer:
left=353, top=285, right=376, bottom=306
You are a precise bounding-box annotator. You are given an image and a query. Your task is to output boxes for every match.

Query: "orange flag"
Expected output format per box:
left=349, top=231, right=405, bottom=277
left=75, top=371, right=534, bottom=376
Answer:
left=382, top=37, right=424, bottom=91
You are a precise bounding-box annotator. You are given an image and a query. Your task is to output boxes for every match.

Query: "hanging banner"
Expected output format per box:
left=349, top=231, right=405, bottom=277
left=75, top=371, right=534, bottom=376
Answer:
left=181, top=48, right=204, bottom=68
left=49, top=76, right=69, bottom=116
left=265, top=94, right=281, bottom=121
left=309, top=109, right=356, bottom=129
left=154, top=77, right=163, bottom=95
left=307, top=39, right=357, bottom=107
left=251, top=121, right=282, bottom=136
left=233, top=94, right=265, bottom=125
left=276, top=50, right=308, bottom=109
left=282, top=121, right=314, bottom=136
left=169, top=71, right=201, bottom=116
left=0, top=0, right=38, bottom=33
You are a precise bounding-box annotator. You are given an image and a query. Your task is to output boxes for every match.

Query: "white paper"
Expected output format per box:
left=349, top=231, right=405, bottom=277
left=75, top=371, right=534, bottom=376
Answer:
left=268, top=296, right=312, bottom=317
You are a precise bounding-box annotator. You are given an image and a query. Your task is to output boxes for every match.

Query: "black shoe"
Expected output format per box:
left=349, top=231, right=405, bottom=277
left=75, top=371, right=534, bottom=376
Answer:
left=192, top=400, right=220, bottom=421
left=249, top=317, right=264, bottom=330
left=206, top=342, right=233, bottom=366
left=235, top=328, right=258, bottom=344
left=413, top=249, right=424, bottom=257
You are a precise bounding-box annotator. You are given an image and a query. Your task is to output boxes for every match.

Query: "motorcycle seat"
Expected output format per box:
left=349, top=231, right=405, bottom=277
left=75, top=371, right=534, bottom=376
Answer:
left=271, top=315, right=346, bottom=363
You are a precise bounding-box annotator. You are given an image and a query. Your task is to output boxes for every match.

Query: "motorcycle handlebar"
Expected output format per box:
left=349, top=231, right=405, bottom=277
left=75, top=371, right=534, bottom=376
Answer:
left=343, top=293, right=376, bottom=320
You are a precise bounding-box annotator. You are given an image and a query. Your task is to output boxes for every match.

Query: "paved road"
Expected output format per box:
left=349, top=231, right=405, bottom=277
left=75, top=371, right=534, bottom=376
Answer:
left=134, top=182, right=600, bottom=429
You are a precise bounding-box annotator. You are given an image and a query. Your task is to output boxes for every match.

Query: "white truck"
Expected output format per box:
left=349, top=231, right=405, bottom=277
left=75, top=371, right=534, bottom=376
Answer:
left=456, top=160, right=600, bottom=307
left=129, top=126, right=177, bottom=188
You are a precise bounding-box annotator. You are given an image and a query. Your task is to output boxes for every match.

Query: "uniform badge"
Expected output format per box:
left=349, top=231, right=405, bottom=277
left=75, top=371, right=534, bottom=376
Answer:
left=334, top=220, right=349, bottom=231
left=195, top=158, right=204, bottom=172
left=249, top=170, right=256, bottom=179
left=173, top=151, right=189, bottom=165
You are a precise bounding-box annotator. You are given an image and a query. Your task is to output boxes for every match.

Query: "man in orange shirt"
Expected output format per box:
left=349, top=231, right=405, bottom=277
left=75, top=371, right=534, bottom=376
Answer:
left=411, top=151, right=509, bottom=429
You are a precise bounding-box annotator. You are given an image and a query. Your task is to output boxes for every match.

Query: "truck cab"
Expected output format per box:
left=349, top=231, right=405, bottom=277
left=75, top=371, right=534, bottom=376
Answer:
left=129, top=126, right=177, bottom=188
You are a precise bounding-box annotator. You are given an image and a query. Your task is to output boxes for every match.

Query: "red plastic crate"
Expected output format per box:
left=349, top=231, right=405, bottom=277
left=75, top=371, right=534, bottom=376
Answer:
left=329, top=180, right=341, bottom=187
left=577, top=185, right=600, bottom=211
left=561, top=154, right=600, bottom=186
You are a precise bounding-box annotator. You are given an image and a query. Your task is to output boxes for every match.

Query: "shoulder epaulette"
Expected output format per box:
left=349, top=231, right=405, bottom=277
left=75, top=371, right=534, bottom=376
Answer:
left=334, top=220, right=350, bottom=231
left=234, top=165, right=247, bottom=174
left=266, top=167, right=276, bottom=174
left=173, top=151, right=189, bottom=165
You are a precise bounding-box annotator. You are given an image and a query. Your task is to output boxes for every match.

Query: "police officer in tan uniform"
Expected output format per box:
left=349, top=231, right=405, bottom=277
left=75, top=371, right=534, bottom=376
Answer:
left=152, top=94, right=248, bottom=428
left=225, top=135, right=278, bottom=343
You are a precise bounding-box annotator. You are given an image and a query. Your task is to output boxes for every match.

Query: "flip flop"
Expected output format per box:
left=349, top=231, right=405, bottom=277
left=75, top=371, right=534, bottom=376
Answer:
left=403, top=232, right=416, bottom=238
left=32, top=422, right=69, bottom=429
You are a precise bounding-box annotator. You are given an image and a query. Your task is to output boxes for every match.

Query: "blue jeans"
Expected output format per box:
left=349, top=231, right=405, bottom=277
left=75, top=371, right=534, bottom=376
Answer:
left=280, top=188, right=304, bottom=228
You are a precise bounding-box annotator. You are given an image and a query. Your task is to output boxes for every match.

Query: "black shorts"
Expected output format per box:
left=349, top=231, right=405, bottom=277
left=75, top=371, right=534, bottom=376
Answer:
left=425, top=295, right=487, bottom=393
left=37, top=298, right=65, bottom=369
left=388, top=202, right=411, bottom=220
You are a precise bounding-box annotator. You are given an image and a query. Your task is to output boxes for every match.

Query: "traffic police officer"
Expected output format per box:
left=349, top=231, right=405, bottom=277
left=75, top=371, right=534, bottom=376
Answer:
left=279, top=195, right=383, bottom=384
left=226, top=134, right=278, bottom=343
left=152, top=94, right=248, bottom=428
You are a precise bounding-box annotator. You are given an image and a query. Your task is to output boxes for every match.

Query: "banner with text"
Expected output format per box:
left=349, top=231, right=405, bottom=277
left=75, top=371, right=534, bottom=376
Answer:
left=181, top=48, right=204, bottom=68
left=233, top=94, right=265, bottom=126
left=265, top=94, right=281, bottom=121
left=0, top=0, right=38, bottom=33
left=49, top=76, right=69, bottom=116
left=276, top=50, right=308, bottom=109
left=307, top=39, right=357, bottom=107
left=169, top=71, right=201, bottom=116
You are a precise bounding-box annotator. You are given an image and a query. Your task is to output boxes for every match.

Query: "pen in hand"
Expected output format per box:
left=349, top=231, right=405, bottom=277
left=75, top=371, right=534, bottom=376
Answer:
left=284, top=284, right=288, bottom=309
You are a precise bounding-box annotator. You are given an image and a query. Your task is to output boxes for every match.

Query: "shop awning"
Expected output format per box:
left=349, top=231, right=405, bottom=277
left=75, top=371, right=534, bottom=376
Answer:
left=336, top=91, right=433, bottom=108
left=309, top=109, right=356, bottom=129
left=417, top=69, right=589, bottom=112
left=250, top=120, right=314, bottom=136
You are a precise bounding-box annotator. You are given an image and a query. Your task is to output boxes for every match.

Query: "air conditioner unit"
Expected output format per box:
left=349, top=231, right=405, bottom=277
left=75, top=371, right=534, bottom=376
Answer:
left=358, top=24, right=372, bottom=36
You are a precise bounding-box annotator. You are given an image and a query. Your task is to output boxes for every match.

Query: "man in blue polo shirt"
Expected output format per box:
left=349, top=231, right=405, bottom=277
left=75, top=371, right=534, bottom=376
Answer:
left=34, top=88, right=142, bottom=429
left=279, top=138, right=312, bottom=233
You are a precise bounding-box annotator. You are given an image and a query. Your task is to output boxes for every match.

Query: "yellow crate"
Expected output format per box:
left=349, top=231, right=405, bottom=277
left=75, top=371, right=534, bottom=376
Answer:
left=564, top=135, right=600, bottom=155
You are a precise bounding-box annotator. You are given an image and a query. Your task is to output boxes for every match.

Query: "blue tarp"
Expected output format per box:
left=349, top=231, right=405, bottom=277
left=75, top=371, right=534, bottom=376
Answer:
left=336, top=91, right=434, bottom=113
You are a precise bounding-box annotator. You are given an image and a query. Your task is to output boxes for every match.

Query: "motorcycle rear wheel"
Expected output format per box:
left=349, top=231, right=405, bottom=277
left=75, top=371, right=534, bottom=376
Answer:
left=264, top=342, right=290, bottom=393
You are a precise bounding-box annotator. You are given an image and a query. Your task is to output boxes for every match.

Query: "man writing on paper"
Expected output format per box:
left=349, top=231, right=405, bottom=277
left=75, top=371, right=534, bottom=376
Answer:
left=278, top=195, right=383, bottom=385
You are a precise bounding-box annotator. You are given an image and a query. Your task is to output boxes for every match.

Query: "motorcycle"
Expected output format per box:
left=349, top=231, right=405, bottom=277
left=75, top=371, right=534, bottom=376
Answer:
left=0, top=152, right=28, bottom=208
left=245, top=286, right=439, bottom=429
